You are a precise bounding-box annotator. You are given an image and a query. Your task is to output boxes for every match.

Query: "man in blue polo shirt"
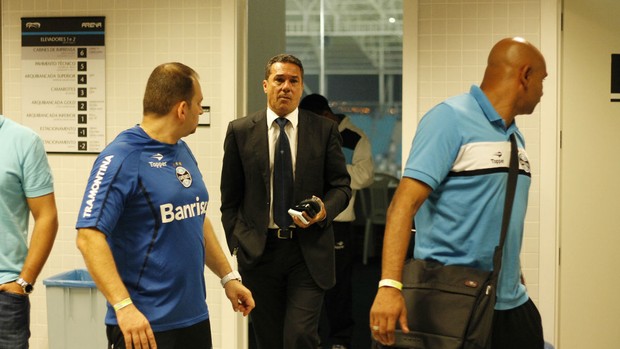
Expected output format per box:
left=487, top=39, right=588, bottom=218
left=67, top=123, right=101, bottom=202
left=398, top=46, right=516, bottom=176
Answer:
left=370, top=37, right=547, bottom=348
left=0, top=115, right=58, bottom=348
left=76, top=62, right=254, bottom=349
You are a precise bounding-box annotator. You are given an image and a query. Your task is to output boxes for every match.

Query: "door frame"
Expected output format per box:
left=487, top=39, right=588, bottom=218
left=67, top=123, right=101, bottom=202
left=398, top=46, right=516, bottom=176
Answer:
left=539, top=0, right=561, bottom=344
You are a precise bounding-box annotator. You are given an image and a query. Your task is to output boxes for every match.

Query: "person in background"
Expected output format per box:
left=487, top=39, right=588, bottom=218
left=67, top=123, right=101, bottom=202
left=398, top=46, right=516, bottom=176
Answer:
left=299, top=93, right=374, bottom=349
left=370, top=37, right=547, bottom=348
left=220, top=54, right=351, bottom=349
left=0, top=115, right=58, bottom=349
left=76, top=62, right=254, bottom=349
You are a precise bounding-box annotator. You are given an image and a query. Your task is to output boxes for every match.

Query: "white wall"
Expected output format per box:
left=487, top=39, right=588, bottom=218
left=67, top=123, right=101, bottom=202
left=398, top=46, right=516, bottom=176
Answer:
left=1, top=0, right=242, bottom=348
left=559, top=0, right=620, bottom=347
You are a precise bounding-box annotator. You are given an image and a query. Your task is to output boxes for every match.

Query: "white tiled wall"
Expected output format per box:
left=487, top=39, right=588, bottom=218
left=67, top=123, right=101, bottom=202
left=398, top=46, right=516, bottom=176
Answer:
left=1, top=1, right=236, bottom=348
left=416, top=0, right=542, bottom=303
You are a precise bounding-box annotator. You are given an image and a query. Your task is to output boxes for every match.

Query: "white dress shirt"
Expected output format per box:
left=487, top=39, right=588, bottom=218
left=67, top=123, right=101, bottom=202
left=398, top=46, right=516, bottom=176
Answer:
left=266, top=107, right=299, bottom=228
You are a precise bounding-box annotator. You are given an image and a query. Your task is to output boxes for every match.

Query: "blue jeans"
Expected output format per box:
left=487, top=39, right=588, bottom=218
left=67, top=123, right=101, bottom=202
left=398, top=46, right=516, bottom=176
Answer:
left=0, top=291, right=30, bottom=349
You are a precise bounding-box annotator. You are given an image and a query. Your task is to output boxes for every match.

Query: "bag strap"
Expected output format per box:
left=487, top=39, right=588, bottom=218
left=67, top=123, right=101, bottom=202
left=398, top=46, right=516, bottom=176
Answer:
left=491, top=134, right=519, bottom=280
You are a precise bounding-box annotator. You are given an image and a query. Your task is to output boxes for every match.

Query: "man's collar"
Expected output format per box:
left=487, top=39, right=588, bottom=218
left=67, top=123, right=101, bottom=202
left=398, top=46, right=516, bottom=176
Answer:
left=470, top=85, right=511, bottom=129
left=267, top=107, right=299, bottom=129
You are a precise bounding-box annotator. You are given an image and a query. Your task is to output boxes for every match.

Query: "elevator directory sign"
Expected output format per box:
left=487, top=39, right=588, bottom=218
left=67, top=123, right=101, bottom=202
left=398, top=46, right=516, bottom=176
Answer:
left=612, top=54, right=620, bottom=102
left=21, top=16, right=105, bottom=153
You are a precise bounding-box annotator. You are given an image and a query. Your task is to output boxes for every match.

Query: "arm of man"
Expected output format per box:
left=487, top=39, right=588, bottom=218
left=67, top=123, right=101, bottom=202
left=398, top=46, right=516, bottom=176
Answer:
left=76, top=228, right=156, bottom=349
left=315, top=120, right=352, bottom=226
left=292, top=120, right=352, bottom=228
left=202, top=217, right=255, bottom=316
left=369, top=177, right=432, bottom=346
left=1, top=193, right=59, bottom=295
left=220, top=121, right=245, bottom=251
left=348, top=133, right=374, bottom=190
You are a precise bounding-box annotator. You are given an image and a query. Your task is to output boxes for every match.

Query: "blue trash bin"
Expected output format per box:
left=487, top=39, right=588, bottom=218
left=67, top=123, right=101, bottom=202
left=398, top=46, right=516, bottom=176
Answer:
left=43, top=269, right=107, bottom=349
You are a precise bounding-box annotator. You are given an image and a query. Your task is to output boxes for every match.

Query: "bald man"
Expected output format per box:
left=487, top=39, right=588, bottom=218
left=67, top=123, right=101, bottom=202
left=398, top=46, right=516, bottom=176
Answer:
left=369, top=37, right=547, bottom=348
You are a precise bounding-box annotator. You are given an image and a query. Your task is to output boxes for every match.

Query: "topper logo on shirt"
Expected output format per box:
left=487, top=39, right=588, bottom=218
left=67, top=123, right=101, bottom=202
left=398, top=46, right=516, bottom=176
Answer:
left=490, top=151, right=504, bottom=165
left=149, top=153, right=167, bottom=168
left=175, top=166, right=192, bottom=187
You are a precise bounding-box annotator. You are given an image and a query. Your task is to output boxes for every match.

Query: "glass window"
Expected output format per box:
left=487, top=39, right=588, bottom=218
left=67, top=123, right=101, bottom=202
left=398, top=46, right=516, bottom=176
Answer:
left=286, top=0, right=403, bottom=177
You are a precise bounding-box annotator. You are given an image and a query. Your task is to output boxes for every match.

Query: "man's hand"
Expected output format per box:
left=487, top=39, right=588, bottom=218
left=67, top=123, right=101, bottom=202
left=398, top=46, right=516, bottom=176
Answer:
left=116, top=305, right=157, bottom=349
left=0, top=281, right=26, bottom=295
left=369, top=286, right=409, bottom=346
left=223, top=280, right=255, bottom=316
left=292, top=196, right=326, bottom=228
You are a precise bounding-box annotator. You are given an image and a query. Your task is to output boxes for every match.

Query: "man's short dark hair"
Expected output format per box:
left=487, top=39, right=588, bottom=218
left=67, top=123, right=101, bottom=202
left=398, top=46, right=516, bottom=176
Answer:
left=299, top=93, right=333, bottom=115
left=143, top=62, right=199, bottom=116
left=264, top=54, right=304, bottom=80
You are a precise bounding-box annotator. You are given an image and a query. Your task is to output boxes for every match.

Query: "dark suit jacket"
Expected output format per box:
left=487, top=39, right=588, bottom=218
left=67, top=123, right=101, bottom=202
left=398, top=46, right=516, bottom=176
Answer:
left=220, top=109, right=351, bottom=289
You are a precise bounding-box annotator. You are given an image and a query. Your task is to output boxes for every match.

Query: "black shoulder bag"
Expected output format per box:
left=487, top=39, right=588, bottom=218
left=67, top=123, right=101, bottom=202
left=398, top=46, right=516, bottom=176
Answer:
left=374, top=134, right=519, bottom=349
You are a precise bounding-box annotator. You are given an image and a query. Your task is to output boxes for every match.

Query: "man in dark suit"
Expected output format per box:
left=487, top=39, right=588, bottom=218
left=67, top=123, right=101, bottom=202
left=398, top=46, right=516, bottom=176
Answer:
left=221, top=54, right=351, bottom=349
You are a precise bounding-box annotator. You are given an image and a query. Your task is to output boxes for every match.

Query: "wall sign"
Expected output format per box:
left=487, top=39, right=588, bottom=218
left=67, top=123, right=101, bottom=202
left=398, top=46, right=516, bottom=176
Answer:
left=200, top=106, right=211, bottom=126
left=21, top=16, right=106, bottom=153
left=612, top=54, right=620, bottom=102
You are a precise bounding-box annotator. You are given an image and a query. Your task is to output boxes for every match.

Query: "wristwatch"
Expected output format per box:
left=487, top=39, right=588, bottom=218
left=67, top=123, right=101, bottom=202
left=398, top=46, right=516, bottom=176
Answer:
left=220, top=271, right=242, bottom=287
left=16, top=277, right=34, bottom=294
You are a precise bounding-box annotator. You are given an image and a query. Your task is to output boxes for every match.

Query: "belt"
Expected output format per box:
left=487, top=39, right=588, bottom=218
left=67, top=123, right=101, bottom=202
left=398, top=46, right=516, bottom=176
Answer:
left=268, top=228, right=296, bottom=240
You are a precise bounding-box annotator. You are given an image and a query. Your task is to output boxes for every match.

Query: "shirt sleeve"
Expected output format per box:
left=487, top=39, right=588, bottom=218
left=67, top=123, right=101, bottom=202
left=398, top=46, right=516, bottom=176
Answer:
left=403, top=103, right=462, bottom=190
left=22, top=135, right=54, bottom=198
left=76, top=150, right=138, bottom=235
left=347, top=131, right=374, bottom=190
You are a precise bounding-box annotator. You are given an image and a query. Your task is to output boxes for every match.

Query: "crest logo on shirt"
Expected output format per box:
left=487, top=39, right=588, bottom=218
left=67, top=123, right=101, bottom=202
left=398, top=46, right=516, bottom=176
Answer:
left=519, top=151, right=531, bottom=173
left=175, top=166, right=192, bottom=188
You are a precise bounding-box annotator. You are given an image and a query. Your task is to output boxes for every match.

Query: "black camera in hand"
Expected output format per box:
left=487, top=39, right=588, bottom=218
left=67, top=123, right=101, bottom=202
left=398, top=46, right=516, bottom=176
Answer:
left=293, top=198, right=321, bottom=217
left=288, top=198, right=321, bottom=224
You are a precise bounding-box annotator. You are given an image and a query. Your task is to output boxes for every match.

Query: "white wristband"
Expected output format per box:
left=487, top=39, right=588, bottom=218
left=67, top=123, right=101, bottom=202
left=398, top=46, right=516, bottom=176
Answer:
left=378, top=279, right=403, bottom=291
left=113, top=297, right=133, bottom=311
left=220, top=271, right=242, bottom=287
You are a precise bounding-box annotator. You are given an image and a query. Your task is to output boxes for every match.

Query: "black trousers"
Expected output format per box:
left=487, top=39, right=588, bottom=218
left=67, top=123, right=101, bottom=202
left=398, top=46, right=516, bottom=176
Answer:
left=242, top=235, right=325, bottom=349
left=321, top=221, right=355, bottom=347
left=491, top=298, right=544, bottom=349
left=106, top=318, right=212, bottom=349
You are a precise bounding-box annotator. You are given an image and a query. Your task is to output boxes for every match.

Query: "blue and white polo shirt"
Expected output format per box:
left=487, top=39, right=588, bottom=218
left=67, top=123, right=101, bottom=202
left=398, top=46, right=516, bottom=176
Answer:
left=404, top=85, right=532, bottom=310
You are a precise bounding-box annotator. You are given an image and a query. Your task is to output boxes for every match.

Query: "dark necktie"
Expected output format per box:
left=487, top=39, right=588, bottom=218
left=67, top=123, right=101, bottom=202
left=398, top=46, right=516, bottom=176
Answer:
left=273, top=118, right=294, bottom=229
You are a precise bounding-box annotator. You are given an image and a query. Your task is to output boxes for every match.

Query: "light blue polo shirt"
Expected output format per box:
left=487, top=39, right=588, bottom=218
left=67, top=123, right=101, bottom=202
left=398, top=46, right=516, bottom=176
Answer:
left=404, top=86, right=532, bottom=310
left=0, top=115, right=54, bottom=285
